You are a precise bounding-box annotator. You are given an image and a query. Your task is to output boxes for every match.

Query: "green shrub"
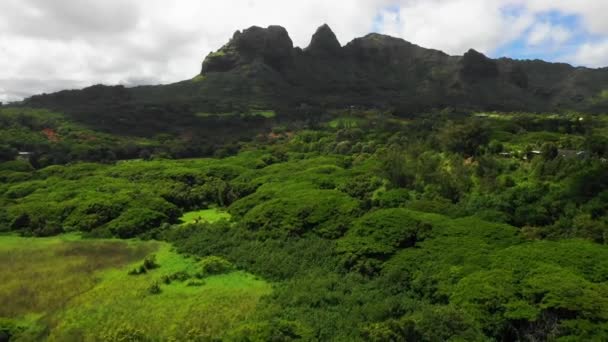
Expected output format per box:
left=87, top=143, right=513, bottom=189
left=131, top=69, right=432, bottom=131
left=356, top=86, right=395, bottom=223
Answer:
left=227, top=320, right=313, bottom=341
left=0, top=318, right=27, bottom=342
left=198, top=256, right=234, bottom=276
left=107, top=209, right=167, bottom=238
left=147, top=282, right=162, bottom=295
left=161, top=271, right=191, bottom=284
left=128, top=254, right=160, bottom=276
left=143, top=255, right=159, bottom=270
left=374, top=188, right=410, bottom=208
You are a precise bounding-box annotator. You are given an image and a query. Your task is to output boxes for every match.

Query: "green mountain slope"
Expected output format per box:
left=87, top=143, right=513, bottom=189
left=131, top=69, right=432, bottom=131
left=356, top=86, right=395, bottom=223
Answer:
left=14, top=24, right=608, bottom=140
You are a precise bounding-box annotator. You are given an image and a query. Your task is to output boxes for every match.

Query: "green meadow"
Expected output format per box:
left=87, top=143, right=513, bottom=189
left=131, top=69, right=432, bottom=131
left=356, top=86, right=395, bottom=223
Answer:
left=180, top=208, right=232, bottom=224
left=0, top=235, right=271, bottom=341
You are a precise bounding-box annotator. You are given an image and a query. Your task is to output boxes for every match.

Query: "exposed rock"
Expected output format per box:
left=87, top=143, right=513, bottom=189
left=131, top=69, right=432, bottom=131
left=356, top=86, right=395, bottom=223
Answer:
left=232, top=25, right=293, bottom=60
left=305, top=24, right=341, bottom=56
left=202, top=25, right=293, bottom=73
left=460, top=49, right=499, bottom=80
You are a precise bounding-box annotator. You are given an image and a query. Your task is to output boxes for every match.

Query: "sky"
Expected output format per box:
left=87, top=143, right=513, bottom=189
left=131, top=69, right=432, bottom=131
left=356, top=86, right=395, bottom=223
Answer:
left=1, top=0, right=608, bottom=102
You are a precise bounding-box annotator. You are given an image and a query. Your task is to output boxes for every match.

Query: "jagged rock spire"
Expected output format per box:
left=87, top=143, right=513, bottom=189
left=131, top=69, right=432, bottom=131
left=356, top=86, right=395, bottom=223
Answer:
left=305, top=24, right=341, bottom=55
left=461, top=48, right=499, bottom=79
left=202, top=25, right=293, bottom=73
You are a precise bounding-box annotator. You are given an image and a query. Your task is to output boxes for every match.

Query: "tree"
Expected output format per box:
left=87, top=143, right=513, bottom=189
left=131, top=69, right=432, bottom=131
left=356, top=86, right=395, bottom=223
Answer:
left=488, top=140, right=504, bottom=154
left=380, top=147, right=414, bottom=188
left=585, top=135, right=608, bottom=157
left=107, top=208, right=167, bottom=238
left=541, top=142, right=558, bottom=160
left=0, top=145, right=17, bottom=162
left=139, top=149, right=152, bottom=161
left=441, top=120, right=490, bottom=157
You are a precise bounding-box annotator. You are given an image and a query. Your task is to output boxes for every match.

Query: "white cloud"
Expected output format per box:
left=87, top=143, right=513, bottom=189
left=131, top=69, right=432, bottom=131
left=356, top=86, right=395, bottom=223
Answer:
left=517, top=0, right=608, bottom=35
left=570, top=40, right=608, bottom=68
left=377, top=0, right=533, bottom=55
left=527, top=22, right=572, bottom=46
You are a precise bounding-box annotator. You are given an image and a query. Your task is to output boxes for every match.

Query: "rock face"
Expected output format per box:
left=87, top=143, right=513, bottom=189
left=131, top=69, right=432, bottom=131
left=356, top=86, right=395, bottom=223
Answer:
left=202, top=25, right=293, bottom=73
left=460, top=49, right=499, bottom=80
left=305, top=24, right=341, bottom=56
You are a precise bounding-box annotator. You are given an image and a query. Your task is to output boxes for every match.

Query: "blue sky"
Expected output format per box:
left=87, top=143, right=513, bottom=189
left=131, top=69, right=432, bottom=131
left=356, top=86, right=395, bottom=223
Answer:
left=1, top=0, right=607, bottom=101
left=372, top=1, right=608, bottom=67
left=493, top=10, right=586, bottom=61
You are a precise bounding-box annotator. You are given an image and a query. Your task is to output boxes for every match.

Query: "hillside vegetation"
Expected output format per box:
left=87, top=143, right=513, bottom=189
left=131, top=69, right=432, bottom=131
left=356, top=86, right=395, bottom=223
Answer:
left=1, top=106, right=608, bottom=340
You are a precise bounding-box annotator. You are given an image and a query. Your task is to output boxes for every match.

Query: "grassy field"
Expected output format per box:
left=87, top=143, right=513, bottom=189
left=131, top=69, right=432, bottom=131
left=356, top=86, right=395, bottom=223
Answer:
left=0, top=235, right=270, bottom=341
left=180, top=208, right=232, bottom=224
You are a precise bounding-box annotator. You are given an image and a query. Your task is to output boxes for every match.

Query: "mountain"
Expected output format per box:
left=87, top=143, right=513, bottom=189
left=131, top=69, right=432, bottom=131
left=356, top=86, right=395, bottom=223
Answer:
left=194, top=24, right=608, bottom=113
left=23, top=24, right=608, bottom=128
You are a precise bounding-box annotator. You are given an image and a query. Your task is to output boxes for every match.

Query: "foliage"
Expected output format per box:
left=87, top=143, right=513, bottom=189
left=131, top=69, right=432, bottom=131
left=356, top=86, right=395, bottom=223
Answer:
left=2, top=109, right=608, bottom=340
left=440, top=120, right=490, bottom=157
left=338, top=209, right=431, bottom=274
left=198, top=256, right=235, bottom=276
left=236, top=186, right=360, bottom=238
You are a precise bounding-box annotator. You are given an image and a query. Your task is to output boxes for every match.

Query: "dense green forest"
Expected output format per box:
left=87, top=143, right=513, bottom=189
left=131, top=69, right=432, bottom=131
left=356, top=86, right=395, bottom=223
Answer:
left=1, top=105, right=608, bottom=341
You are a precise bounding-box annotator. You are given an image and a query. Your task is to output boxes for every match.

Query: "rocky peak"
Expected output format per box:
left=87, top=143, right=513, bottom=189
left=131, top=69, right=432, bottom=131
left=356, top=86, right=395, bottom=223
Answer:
left=232, top=25, right=293, bottom=58
left=202, top=25, right=293, bottom=73
left=460, top=49, right=499, bottom=79
left=305, top=24, right=341, bottom=55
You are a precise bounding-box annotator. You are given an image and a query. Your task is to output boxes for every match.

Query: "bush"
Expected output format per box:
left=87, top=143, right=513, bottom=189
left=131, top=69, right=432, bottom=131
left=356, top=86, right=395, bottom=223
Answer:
left=374, top=189, right=410, bottom=208
left=147, top=282, right=162, bottom=295
left=143, top=255, right=159, bottom=270
left=161, top=271, right=191, bottom=284
left=128, top=255, right=160, bottom=276
left=227, top=320, right=313, bottom=341
left=107, top=208, right=167, bottom=238
left=198, top=256, right=234, bottom=276
left=0, top=318, right=26, bottom=342
left=338, top=175, right=383, bottom=202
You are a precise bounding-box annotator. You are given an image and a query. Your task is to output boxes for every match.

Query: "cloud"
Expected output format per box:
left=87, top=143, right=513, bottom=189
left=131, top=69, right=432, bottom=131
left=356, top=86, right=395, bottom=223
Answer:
left=0, top=0, right=607, bottom=101
left=570, top=40, right=608, bottom=68
left=0, top=78, right=91, bottom=102
left=2, top=0, right=139, bottom=39
left=518, top=0, right=608, bottom=35
left=527, top=22, right=572, bottom=46
left=377, top=0, right=533, bottom=55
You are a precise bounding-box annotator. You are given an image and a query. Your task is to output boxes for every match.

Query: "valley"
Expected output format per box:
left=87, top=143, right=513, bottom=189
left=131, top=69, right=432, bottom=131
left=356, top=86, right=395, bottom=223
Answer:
left=1, top=21, right=608, bottom=341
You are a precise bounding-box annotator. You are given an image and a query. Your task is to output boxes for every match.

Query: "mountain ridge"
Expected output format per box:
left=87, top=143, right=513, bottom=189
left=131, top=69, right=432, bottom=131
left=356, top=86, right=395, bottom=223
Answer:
left=22, top=24, right=608, bottom=119
left=194, top=24, right=608, bottom=113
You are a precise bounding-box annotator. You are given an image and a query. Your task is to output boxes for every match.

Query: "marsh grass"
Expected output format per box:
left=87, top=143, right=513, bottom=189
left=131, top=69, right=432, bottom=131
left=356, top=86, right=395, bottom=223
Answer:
left=0, top=235, right=157, bottom=318
left=48, top=244, right=271, bottom=341
left=0, top=235, right=271, bottom=341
